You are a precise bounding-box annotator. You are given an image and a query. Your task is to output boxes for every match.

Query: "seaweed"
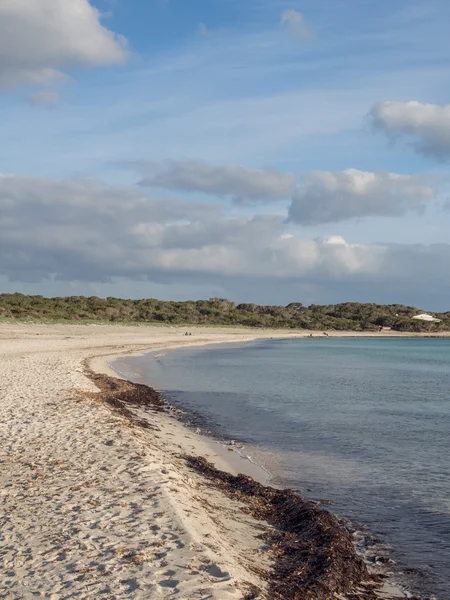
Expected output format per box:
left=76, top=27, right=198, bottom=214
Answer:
left=85, top=367, right=166, bottom=430
left=186, top=456, right=387, bottom=599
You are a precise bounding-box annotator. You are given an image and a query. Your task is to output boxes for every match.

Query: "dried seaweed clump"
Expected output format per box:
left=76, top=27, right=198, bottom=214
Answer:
left=85, top=368, right=166, bottom=429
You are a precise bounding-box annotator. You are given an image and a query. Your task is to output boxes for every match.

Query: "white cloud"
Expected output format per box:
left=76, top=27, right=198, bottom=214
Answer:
left=134, top=160, right=297, bottom=203
left=370, top=101, right=450, bottom=159
left=0, top=0, right=128, bottom=89
left=289, top=168, right=438, bottom=225
left=280, top=10, right=313, bottom=41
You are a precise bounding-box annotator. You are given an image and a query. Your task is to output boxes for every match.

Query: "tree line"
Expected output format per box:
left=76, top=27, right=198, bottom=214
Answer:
left=1, top=293, right=448, bottom=332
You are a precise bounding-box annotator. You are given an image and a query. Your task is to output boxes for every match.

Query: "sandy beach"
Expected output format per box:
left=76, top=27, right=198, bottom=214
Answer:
left=0, top=323, right=435, bottom=599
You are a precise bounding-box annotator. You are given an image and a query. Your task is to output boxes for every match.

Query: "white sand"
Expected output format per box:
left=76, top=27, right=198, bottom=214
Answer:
left=0, top=323, right=430, bottom=599
left=0, top=323, right=306, bottom=600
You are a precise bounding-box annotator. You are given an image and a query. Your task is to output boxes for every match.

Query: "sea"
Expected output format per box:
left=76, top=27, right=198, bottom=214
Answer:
left=113, top=337, right=450, bottom=598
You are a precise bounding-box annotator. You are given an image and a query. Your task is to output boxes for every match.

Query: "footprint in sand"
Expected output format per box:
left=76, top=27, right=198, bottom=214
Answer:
left=119, top=577, right=140, bottom=593
left=162, top=569, right=177, bottom=578
left=158, top=578, right=179, bottom=588
left=205, top=564, right=230, bottom=579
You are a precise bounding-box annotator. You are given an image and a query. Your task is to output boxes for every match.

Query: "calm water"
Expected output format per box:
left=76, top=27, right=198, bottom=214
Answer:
left=115, top=338, right=450, bottom=598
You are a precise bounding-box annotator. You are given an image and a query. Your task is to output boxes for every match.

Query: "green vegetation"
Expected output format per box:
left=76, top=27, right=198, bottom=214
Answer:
left=1, top=293, right=449, bottom=332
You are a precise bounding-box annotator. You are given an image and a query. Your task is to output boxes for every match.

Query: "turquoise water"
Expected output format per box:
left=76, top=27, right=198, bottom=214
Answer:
left=115, top=338, right=450, bottom=598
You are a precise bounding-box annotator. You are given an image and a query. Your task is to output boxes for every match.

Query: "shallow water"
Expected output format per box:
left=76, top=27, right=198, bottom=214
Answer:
left=114, top=338, right=450, bottom=598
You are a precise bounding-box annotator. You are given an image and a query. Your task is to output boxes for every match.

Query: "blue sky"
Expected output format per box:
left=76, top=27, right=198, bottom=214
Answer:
left=1, top=0, right=450, bottom=308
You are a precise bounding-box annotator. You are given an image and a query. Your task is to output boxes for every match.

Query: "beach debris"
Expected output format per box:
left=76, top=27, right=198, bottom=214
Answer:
left=83, top=366, right=167, bottom=431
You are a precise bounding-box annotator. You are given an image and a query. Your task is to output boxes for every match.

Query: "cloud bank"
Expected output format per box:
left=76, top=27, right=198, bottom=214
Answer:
left=1, top=174, right=449, bottom=305
left=289, top=169, right=437, bottom=225
left=0, top=0, right=128, bottom=88
left=133, top=161, right=441, bottom=223
left=370, top=101, right=450, bottom=159
left=135, top=160, right=297, bottom=203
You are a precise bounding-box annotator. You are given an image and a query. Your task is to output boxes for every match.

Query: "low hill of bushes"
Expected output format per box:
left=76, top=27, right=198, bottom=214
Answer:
left=1, top=293, right=448, bottom=332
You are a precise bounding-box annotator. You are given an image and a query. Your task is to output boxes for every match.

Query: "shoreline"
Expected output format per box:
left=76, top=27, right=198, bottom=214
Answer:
left=84, top=365, right=403, bottom=600
left=96, top=341, right=421, bottom=599
left=0, top=323, right=430, bottom=599
left=92, top=352, right=274, bottom=486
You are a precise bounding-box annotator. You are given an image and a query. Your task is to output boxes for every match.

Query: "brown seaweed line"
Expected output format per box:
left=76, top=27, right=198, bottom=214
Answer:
left=186, top=455, right=390, bottom=600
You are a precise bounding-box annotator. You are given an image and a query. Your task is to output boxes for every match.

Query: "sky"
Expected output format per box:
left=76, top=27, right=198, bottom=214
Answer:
left=1, top=0, right=450, bottom=309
